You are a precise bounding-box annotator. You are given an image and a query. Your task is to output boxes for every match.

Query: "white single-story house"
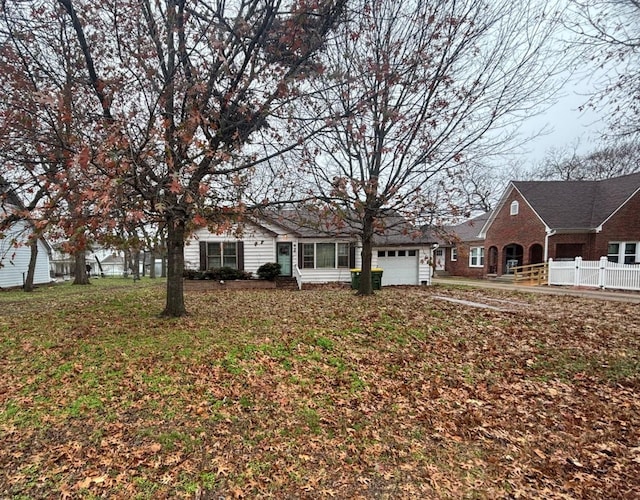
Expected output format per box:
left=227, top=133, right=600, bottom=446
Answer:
left=0, top=179, right=53, bottom=289
left=184, top=210, right=435, bottom=288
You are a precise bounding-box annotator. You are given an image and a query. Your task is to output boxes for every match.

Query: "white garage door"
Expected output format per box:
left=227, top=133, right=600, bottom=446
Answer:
left=377, top=249, right=419, bottom=285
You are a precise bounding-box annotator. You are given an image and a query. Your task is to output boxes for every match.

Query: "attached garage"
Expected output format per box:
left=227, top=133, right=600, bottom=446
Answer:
left=376, top=249, right=419, bottom=285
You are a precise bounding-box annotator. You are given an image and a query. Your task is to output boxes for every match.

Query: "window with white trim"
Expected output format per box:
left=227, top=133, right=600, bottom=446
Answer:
left=451, top=247, right=457, bottom=261
left=300, top=242, right=352, bottom=269
left=337, top=243, right=350, bottom=268
left=469, top=247, right=484, bottom=267
left=206, top=242, right=239, bottom=269
left=377, top=249, right=418, bottom=258
left=510, top=200, right=519, bottom=216
left=608, top=242, right=640, bottom=264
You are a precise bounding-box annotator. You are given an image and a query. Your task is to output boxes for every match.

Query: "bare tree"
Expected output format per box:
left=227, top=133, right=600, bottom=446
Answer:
left=534, top=140, right=640, bottom=180
left=569, top=0, right=640, bottom=138
left=297, top=0, right=568, bottom=294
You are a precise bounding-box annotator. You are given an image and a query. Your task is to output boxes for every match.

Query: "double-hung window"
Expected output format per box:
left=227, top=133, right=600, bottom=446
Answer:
left=206, top=242, right=239, bottom=269
left=300, top=242, right=352, bottom=269
left=337, top=243, right=350, bottom=268
left=469, top=247, right=484, bottom=267
left=608, top=242, right=639, bottom=264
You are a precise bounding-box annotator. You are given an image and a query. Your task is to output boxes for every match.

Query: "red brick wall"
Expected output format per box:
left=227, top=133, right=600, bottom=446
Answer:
left=595, top=191, right=640, bottom=257
left=444, top=243, right=485, bottom=278
left=484, top=189, right=546, bottom=275
left=548, top=233, right=595, bottom=260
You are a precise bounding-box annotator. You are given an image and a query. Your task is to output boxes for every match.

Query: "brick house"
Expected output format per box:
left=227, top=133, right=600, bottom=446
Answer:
left=434, top=213, right=490, bottom=278
left=440, top=172, right=640, bottom=277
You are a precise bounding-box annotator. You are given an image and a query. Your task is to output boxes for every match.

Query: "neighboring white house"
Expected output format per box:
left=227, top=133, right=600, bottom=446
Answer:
left=50, top=245, right=162, bottom=278
left=50, top=245, right=127, bottom=278
left=0, top=181, right=53, bottom=289
left=184, top=210, right=435, bottom=287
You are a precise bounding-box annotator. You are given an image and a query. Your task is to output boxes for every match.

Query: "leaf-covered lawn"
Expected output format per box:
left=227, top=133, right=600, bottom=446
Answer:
left=1, top=280, right=639, bottom=498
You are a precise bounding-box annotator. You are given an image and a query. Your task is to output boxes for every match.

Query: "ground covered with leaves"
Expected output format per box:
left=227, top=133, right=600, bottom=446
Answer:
left=1, top=280, right=639, bottom=498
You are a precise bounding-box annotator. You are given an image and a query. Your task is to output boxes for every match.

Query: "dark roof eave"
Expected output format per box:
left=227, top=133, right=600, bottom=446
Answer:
left=373, top=241, right=436, bottom=247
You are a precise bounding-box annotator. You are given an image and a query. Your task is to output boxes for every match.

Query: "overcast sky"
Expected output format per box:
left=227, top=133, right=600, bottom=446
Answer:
left=517, top=68, right=610, bottom=166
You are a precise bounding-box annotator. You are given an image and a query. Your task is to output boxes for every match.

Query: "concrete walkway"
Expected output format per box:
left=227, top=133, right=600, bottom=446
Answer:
left=431, top=277, right=640, bottom=304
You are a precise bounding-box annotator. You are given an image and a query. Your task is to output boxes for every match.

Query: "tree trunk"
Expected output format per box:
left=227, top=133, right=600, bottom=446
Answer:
left=149, top=248, right=157, bottom=279
left=73, top=250, right=89, bottom=285
left=358, top=212, right=375, bottom=296
left=133, top=250, right=141, bottom=280
left=123, top=249, right=130, bottom=277
left=24, top=239, right=38, bottom=292
left=161, top=237, right=167, bottom=278
left=161, top=216, right=187, bottom=317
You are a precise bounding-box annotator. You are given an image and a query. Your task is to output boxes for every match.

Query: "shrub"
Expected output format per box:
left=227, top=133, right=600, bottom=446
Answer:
left=203, top=267, right=252, bottom=280
left=183, top=269, right=204, bottom=280
left=257, top=262, right=281, bottom=281
left=184, top=267, right=252, bottom=280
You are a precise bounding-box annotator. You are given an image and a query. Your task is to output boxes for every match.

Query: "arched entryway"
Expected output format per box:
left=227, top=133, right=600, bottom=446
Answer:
left=488, top=246, right=498, bottom=274
left=503, top=244, right=523, bottom=274
left=529, top=244, right=544, bottom=264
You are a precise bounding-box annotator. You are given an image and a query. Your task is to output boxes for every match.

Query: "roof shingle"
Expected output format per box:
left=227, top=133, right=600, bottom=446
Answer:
left=512, top=172, right=640, bottom=229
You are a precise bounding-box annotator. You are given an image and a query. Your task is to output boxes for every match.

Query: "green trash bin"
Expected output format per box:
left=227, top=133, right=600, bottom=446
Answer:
left=350, top=269, right=361, bottom=290
left=371, top=268, right=383, bottom=290
left=351, top=268, right=383, bottom=290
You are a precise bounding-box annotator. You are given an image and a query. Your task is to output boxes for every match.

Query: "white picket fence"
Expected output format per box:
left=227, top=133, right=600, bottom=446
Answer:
left=548, top=257, right=640, bottom=291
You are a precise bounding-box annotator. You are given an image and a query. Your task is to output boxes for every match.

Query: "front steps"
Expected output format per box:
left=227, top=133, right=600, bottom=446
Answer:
left=275, top=276, right=299, bottom=290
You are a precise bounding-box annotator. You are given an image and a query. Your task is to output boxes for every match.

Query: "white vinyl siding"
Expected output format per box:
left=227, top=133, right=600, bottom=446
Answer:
left=186, top=223, right=277, bottom=276
left=0, top=219, right=51, bottom=288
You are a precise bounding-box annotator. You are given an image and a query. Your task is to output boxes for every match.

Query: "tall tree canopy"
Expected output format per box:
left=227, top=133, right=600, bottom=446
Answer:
left=0, top=1, right=107, bottom=286
left=297, top=0, right=567, bottom=295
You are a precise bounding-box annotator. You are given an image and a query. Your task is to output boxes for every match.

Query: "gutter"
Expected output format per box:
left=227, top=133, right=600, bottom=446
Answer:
left=544, top=229, right=556, bottom=261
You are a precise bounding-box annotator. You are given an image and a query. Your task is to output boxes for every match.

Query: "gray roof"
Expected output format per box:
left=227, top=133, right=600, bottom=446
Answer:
left=0, top=176, right=24, bottom=210
left=512, top=172, right=640, bottom=229
left=427, top=212, right=490, bottom=245
left=449, top=213, right=490, bottom=242
left=261, top=208, right=434, bottom=245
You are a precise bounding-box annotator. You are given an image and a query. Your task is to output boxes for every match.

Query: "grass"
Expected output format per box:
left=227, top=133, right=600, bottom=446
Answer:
left=1, top=278, right=639, bottom=498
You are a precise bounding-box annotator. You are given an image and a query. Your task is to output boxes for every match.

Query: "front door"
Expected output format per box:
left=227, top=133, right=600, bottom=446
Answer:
left=277, top=242, right=292, bottom=276
left=434, top=248, right=445, bottom=271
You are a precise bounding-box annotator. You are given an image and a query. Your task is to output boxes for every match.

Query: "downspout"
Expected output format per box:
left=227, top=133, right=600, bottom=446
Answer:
left=430, top=243, right=439, bottom=278
left=544, top=229, right=556, bottom=261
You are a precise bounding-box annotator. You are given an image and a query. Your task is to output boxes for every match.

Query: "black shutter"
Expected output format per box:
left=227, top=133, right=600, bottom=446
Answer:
left=199, top=241, right=207, bottom=271
left=237, top=241, right=244, bottom=270
left=298, top=243, right=303, bottom=269
left=349, top=243, right=356, bottom=269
